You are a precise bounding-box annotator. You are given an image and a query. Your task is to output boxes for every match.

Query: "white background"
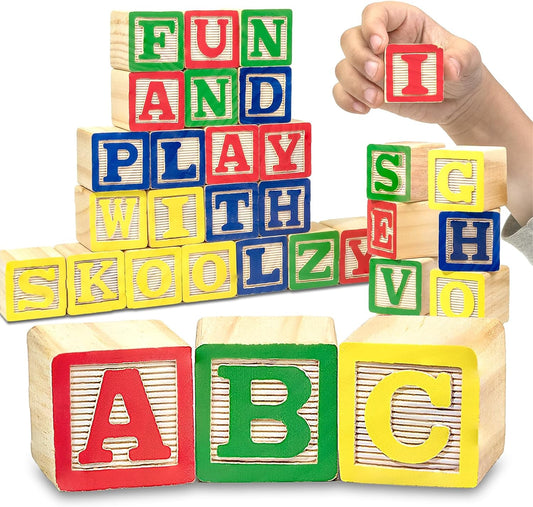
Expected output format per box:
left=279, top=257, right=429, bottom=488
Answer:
left=0, top=0, right=531, bottom=504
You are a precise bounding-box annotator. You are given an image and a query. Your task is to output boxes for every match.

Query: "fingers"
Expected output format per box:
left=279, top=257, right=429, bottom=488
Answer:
left=442, top=35, right=482, bottom=82
left=340, top=27, right=384, bottom=83
left=335, top=58, right=384, bottom=110
left=332, top=83, right=370, bottom=115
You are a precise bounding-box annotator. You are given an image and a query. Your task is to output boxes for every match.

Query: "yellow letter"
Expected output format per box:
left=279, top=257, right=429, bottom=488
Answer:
left=191, top=253, right=227, bottom=293
left=98, top=197, right=138, bottom=239
left=440, top=280, right=475, bottom=317
left=76, top=260, right=117, bottom=303
left=161, top=196, right=191, bottom=239
left=17, top=268, right=56, bottom=311
left=437, top=161, right=475, bottom=204
left=135, top=259, right=172, bottom=298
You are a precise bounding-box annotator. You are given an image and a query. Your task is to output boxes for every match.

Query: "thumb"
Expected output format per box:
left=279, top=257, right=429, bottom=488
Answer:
left=442, top=35, right=481, bottom=82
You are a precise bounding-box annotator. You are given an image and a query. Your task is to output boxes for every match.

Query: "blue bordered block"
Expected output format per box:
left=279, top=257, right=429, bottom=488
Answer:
left=239, top=66, right=292, bottom=125
left=150, top=130, right=205, bottom=188
left=236, top=236, right=288, bottom=295
left=205, top=183, right=259, bottom=242
left=438, top=210, right=500, bottom=272
left=77, top=128, right=150, bottom=191
left=259, top=178, right=310, bottom=236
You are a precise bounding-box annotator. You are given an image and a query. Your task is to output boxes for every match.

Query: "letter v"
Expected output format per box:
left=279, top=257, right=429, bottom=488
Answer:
left=381, top=267, right=411, bottom=306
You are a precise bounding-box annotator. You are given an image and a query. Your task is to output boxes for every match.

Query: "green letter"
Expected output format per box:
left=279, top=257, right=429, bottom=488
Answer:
left=250, top=19, right=284, bottom=58
left=374, top=153, right=401, bottom=192
left=381, top=267, right=411, bottom=306
left=137, top=19, right=176, bottom=61
left=298, top=241, right=331, bottom=281
left=194, top=78, right=229, bottom=118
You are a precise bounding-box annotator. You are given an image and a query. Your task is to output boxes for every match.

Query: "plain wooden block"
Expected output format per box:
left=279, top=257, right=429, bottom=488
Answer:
left=428, top=146, right=507, bottom=211
left=367, top=141, right=445, bottom=202
left=384, top=44, right=443, bottom=103
left=320, top=217, right=370, bottom=284
left=75, top=185, right=148, bottom=252
left=195, top=316, right=337, bottom=482
left=185, top=10, right=240, bottom=68
left=430, top=266, right=509, bottom=322
left=0, top=247, right=66, bottom=322
left=111, top=69, right=185, bottom=131
left=27, top=320, right=194, bottom=491
left=55, top=243, right=125, bottom=316
left=369, top=256, right=437, bottom=315
left=339, top=315, right=505, bottom=487
left=110, top=11, right=184, bottom=71
left=367, top=199, right=440, bottom=259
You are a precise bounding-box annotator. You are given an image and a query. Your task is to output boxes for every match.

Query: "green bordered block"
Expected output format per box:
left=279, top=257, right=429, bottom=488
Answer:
left=241, top=9, right=293, bottom=66
left=288, top=223, right=340, bottom=290
left=185, top=68, right=238, bottom=127
left=195, top=316, right=338, bottom=482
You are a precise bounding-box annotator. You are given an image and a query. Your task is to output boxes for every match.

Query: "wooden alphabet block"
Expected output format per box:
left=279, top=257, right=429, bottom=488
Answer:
left=236, top=236, right=288, bottom=295
left=181, top=240, right=237, bottom=302
left=430, top=266, right=509, bottom=322
left=28, top=320, right=194, bottom=491
left=259, top=121, right=311, bottom=181
left=150, top=129, right=205, bottom=188
left=438, top=210, right=500, bottom=271
left=384, top=44, right=443, bottom=103
left=110, top=11, right=185, bottom=71
left=339, top=315, right=505, bottom=487
left=75, top=185, right=148, bottom=252
left=0, top=247, right=66, bottom=322
left=239, top=66, right=292, bottom=124
left=369, top=257, right=437, bottom=315
left=367, top=141, right=445, bottom=202
left=77, top=127, right=150, bottom=191
left=184, top=10, right=240, bottom=68
left=195, top=316, right=337, bottom=482
left=259, top=178, right=310, bottom=236
left=147, top=187, right=205, bottom=247
left=367, top=199, right=439, bottom=259
left=125, top=247, right=182, bottom=308
left=320, top=217, right=370, bottom=284
left=240, top=9, right=292, bottom=66
left=428, top=146, right=507, bottom=211
left=288, top=222, right=340, bottom=290
left=55, top=243, right=125, bottom=316
left=111, top=69, right=185, bottom=131
left=206, top=125, right=259, bottom=184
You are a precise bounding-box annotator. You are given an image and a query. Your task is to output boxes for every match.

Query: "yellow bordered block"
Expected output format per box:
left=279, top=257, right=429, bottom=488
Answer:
left=430, top=267, right=509, bottom=322
left=75, top=185, right=148, bottom=252
left=125, top=247, right=182, bottom=309
left=339, top=315, right=505, bottom=488
left=0, top=247, right=66, bottom=322
left=182, top=241, right=237, bottom=302
left=55, top=243, right=126, bottom=316
left=428, top=146, right=507, bottom=211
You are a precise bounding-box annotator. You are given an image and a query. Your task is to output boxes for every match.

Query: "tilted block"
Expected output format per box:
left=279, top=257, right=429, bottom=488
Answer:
left=430, top=266, right=509, bottom=322
left=259, top=121, right=311, bottom=181
left=147, top=187, right=205, bottom=247
left=181, top=240, right=237, bottom=302
left=438, top=210, right=500, bottom=272
left=195, top=316, right=337, bottom=482
left=110, top=11, right=184, bottom=71
left=288, top=222, right=340, bottom=290
left=205, top=183, right=259, bottom=242
left=206, top=125, right=259, bottom=184
left=367, top=199, right=439, bottom=259
left=0, top=247, right=66, bottom=322
left=55, top=243, right=125, bottom=316
left=28, top=320, right=194, bottom=491
left=75, top=185, right=148, bottom=252
left=384, top=44, right=443, bottom=103
left=259, top=178, right=310, bottom=236
left=111, top=69, right=185, bottom=131
left=240, top=9, right=292, bottom=66
left=369, top=257, right=437, bottom=315
left=185, top=10, right=240, bottom=68
left=125, top=247, right=182, bottom=309
left=236, top=236, right=288, bottom=295
left=367, top=141, right=444, bottom=202
left=77, top=127, right=150, bottom=191
left=339, top=315, right=505, bottom=488
left=320, top=217, right=370, bottom=284
left=239, top=66, right=292, bottom=124
left=150, top=129, right=205, bottom=188
left=428, top=146, right=507, bottom=211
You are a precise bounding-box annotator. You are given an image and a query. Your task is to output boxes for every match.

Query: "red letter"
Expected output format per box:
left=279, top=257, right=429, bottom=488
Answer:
left=194, top=18, right=229, bottom=58
left=347, top=238, right=371, bottom=275
left=267, top=133, right=301, bottom=172
left=215, top=133, right=251, bottom=173
left=139, top=81, right=176, bottom=121
left=401, top=53, right=429, bottom=95
left=371, top=208, right=394, bottom=251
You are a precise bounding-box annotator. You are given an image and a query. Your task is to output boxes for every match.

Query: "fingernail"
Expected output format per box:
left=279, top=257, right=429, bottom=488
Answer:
left=364, top=60, right=378, bottom=79
left=449, top=57, right=461, bottom=78
left=363, top=87, right=378, bottom=105
left=353, top=101, right=367, bottom=113
left=370, top=34, right=382, bottom=53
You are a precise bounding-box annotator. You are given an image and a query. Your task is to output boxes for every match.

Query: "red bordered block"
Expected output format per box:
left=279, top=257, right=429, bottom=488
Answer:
left=28, top=320, right=195, bottom=491
left=384, top=44, right=443, bottom=103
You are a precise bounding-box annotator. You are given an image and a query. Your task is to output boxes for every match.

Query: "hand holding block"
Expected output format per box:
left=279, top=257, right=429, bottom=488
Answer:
left=195, top=316, right=337, bottom=482
left=27, top=320, right=194, bottom=491
left=339, top=315, right=505, bottom=487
